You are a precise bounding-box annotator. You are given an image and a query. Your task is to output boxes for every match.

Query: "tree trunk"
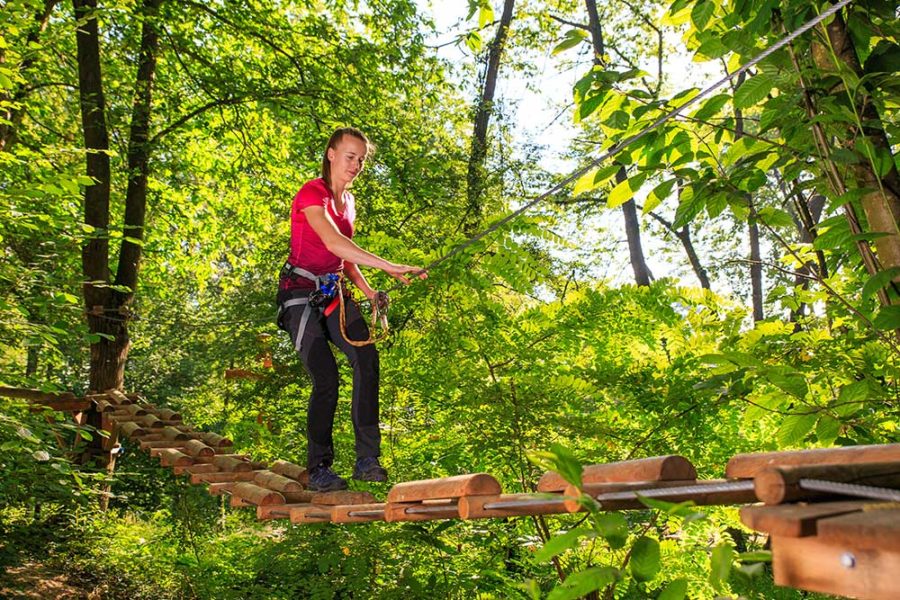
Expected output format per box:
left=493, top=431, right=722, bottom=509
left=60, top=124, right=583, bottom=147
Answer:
left=812, top=12, right=900, bottom=276
left=464, top=0, right=516, bottom=234
left=748, top=218, right=764, bottom=322
left=73, top=0, right=162, bottom=506
left=585, top=0, right=651, bottom=286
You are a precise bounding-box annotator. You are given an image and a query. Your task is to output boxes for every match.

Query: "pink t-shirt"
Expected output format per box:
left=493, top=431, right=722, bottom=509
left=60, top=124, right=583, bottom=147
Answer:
left=283, top=178, right=355, bottom=289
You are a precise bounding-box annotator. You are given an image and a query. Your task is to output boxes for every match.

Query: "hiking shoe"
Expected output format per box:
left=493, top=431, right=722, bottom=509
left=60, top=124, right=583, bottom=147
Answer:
left=307, top=464, right=348, bottom=492
left=353, top=457, right=388, bottom=482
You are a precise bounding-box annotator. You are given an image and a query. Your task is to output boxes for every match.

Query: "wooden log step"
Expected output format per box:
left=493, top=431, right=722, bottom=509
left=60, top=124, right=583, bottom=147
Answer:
left=139, top=440, right=213, bottom=454
left=182, top=439, right=215, bottom=458
left=726, top=444, right=900, bottom=479
left=131, top=433, right=164, bottom=442
left=281, top=490, right=316, bottom=504
left=331, top=503, right=387, bottom=523
left=230, top=495, right=255, bottom=508
left=189, top=470, right=263, bottom=485
left=156, top=408, right=182, bottom=421
left=254, top=471, right=304, bottom=493
left=118, top=421, right=146, bottom=438
left=563, top=480, right=701, bottom=512
left=212, top=456, right=253, bottom=472
left=231, top=482, right=285, bottom=506
left=159, top=449, right=194, bottom=468
left=459, top=494, right=570, bottom=520
left=93, top=398, right=116, bottom=413
left=208, top=482, right=234, bottom=496
left=384, top=499, right=460, bottom=522
left=121, top=404, right=148, bottom=416
left=138, top=414, right=164, bottom=428
left=257, top=503, right=306, bottom=520
left=290, top=505, right=332, bottom=524
left=105, top=389, right=132, bottom=405
left=195, top=432, right=233, bottom=448
left=754, top=462, right=900, bottom=505
left=740, top=502, right=869, bottom=538
left=161, top=426, right=191, bottom=441
left=538, top=456, right=697, bottom=493
left=387, top=474, right=501, bottom=504
left=309, top=490, right=375, bottom=506
left=184, top=464, right=221, bottom=475
left=125, top=393, right=146, bottom=403
left=149, top=446, right=183, bottom=458
left=270, top=460, right=308, bottom=484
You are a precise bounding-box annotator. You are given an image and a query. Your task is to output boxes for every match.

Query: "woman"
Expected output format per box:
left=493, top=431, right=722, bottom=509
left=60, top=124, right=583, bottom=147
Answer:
left=277, top=127, right=425, bottom=492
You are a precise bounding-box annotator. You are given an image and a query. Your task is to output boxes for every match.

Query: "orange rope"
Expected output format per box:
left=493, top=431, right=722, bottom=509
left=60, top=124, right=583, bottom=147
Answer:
left=336, top=275, right=389, bottom=347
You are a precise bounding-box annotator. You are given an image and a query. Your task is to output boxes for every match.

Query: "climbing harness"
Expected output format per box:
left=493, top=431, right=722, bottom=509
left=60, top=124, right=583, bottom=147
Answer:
left=278, top=263, right=390, bottom=350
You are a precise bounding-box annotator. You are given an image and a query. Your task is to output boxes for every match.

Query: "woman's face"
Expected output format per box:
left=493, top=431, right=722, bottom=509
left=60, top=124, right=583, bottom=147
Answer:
left=327, top=135, right=368, bottom=186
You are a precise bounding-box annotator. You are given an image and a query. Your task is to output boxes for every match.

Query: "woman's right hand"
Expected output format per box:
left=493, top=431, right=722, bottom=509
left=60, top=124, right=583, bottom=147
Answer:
left=384, top=263, right=427, bottom=285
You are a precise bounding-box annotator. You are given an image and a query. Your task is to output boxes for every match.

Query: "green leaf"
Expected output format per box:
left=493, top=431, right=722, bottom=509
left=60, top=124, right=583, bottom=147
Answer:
left=709, top=543, right=734, bottom=591
left=738, top=551, right=772, bottom=563
left=873, top=305, right=900, bottom=330
left=595, top=512, right=628, bottom=549
left=692, top=94, right=730, bottom=121
left=547, top=566, right=618, bottom=600
left=862, top=267, right=900, bottom=299
left=816, top=415, right=841, bottom=445
left=776, top=414, right=817, bottom=446
left=691, top=1, right=715, bottom=31
left=608, top=173, right=646, bottom=208
left=756, top=207, right=794, bottom=228
left=630, top=536, right=661, bottom=582
left=534, top=527, right=595, bottom=562
left=644, top=179, right=676, bottom=214
left=734, top=74, right=776, bottom=109
left=553, top=29, right=589, bottom=55
left=478, top=3, right=494, bottom=28
left=658, top=578, right=687, bottom=600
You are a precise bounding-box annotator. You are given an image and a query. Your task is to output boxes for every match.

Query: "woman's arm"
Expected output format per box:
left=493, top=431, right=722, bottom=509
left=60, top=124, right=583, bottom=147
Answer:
left=344, top=262, right=375, bottom=299
left=303, top=205, right=425, bottom=283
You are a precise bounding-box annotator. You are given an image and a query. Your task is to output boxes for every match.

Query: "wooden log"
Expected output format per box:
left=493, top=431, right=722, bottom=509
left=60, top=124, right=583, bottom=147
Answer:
left=563, top=480, right=703, bottom=512
left=208, top=483, right=234, bottom=496
left=189, top=471, right=263, bottom=485
left=817, top=508, right=900, bottom=552
left=771, top=534, right=900, bottom=600
left=184, top=464, right=220, bottom=475
left=131, top=433, right=164, bottom=442
left=118, top=421, right=146, bottom=438
left=290, top=505, right=332, bottom=524
left=537, top=456, right=697, bottom=493
left=459, top=494, right=570, bottom=520
left=754, top=462, right=900, bottom=505
left=387, top=474, right=501, bottom=503
left=331, top=503, right=388, bottom=523
left=196, top=432, right=233, bottom=448
left=125, top=393, right=146, bottom=403
left=193, top=454, right=252, bottom=465
left=726, top=444, right=900, bottom=479
left=93, top=398, right=116, bottom=413
left=29, top=398, right=93, bottom=412
left=105, top=389, right=132, bottom=405
left=254, top=471, right=304, bottom=493
left=156, top=408, right=182, bottom=421
left=310, top=490, right=375, bottom=506
left=281, top=490, right=316, bottom=503
left=150, top=446, right=184, bottom=458
left=122, top=404, right=148, bottom=416
left=182, top=439, right=215, bottom=458
left=740, top=502, right=868, bottom=538
left=231, top=482, right=285, bottom=506
left=161, top=426, right=190, bottom=441
left=559, top=480, right=758, bottom=510
left=159, top=449, right=194, bottom=468
left=140, top=440, right=192, bottom=451
left=257, top=504, right=305, bottom=521
left=270, top=460, right=308, bottom=484
left=212, top=455, right=253, bottom=473
left=384, top=500, right=460, bottom=522
left=138, top=414, right=164, bottom=429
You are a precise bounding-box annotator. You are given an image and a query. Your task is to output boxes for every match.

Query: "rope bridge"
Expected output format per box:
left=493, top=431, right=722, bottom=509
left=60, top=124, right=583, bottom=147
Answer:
left=5, top=386, right=899, bottom=600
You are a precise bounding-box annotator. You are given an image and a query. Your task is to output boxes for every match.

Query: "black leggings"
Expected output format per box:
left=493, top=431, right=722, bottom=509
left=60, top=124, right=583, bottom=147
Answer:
left=283, top=298, right=380, bottom=469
